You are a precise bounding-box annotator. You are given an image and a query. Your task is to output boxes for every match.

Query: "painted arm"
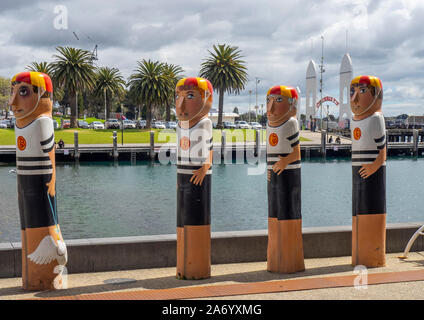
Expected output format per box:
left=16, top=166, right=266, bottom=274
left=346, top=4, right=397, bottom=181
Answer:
left=359, top=146, right=386, bottom=179
left=272, top=143, right=301, bottom=175
left=46, top=146, right=56, bottom=197
left=190, top=149, right=213, bottom=186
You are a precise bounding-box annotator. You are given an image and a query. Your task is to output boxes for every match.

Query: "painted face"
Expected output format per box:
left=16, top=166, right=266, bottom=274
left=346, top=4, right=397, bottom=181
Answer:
left=175, top=87, right=208, bottom=122
left=350, top=84, right=379, bottom=116
left=10, top=82, right=41, bottom=119
left=266, top=94, right=292, bottom=123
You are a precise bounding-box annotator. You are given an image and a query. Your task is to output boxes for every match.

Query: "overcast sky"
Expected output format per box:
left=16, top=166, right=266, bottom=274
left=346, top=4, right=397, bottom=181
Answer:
left=1, top=0, right=423, bottom=117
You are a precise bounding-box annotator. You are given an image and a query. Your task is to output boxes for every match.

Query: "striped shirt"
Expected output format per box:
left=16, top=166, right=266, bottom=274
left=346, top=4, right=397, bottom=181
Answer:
left=351, top=112, right=386, bottom=167
left=177, top=118, right=213, bottom=175
left=266, top=117, right=301, bottom=170
left=15, top=116, right=54, bottom=175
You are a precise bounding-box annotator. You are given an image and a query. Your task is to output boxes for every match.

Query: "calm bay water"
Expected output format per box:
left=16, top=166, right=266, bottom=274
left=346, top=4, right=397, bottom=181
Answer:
left=0, top=157, right=423, bottom=242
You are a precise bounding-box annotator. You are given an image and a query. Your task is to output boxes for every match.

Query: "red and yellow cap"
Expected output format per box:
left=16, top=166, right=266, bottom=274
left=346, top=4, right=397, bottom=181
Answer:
left=267, top=85, right=299, bottom=100
left=11, top=71, right=53, bottom=93
left=351, top=75, right=382, bottom=90
left=176, top=77, right=213, bottom=100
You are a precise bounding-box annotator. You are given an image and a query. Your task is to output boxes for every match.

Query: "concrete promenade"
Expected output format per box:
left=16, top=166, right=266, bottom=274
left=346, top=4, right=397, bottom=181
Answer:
left=0, top=252, right=423, bottom=300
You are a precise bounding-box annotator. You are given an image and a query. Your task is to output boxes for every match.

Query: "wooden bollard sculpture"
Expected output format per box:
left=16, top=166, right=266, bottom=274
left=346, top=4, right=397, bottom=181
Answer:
left=175, top=77, right=213, bottom=279
left=350, top=75, right=386, bottom=267
left=10, top=72, right=67, bottom=290
left=266, top=85, right=305, bottom=273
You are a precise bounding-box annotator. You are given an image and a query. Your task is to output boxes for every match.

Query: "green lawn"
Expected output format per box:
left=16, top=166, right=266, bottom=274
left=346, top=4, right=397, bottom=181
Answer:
left=0, top=128, right=311, bottom=145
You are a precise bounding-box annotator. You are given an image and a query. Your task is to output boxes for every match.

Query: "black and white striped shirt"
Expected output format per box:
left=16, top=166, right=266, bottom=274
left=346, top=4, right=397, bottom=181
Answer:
left=15, top=116, right=54, bottom=175
left=177, top=118, right=213, bottom=175
left=351, top=112, right=386, bottom=167
left=266, top=117, right=301, bottom=170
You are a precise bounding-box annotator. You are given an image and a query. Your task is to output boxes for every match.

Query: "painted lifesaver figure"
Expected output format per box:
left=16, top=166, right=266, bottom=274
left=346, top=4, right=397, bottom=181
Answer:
left=175, top=77, right=213, bottom=279
left=266, top=85, right=305, bottom=273
left=10, top=72, right=67, bottom=290
left=350, top=75, right=386, bottom=268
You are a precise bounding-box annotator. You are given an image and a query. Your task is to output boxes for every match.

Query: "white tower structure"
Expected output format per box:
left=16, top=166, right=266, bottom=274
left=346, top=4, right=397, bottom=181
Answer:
left=338, top=53, right=353, bottom=128
left=305, top=60, right=317, bottom=128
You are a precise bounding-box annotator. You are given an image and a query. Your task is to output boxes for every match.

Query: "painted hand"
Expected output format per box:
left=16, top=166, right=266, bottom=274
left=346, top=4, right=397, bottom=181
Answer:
left=359, top=163, right=378, bottom=179
left=272, top=156, right=288, bottom=175
left=46, top=177, right=56, bottom=197
left=190, top=166, right=207, bottom=186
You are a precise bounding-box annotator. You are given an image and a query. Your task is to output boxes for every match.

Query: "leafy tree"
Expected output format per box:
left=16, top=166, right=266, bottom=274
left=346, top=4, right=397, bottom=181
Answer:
left=0, top=77, right=11, bottom=118
left=199, top=44, right=248, bottom=128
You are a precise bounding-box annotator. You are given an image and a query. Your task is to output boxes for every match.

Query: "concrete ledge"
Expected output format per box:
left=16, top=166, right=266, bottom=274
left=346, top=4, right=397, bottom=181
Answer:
left=1, top=222, right=423, bottom=278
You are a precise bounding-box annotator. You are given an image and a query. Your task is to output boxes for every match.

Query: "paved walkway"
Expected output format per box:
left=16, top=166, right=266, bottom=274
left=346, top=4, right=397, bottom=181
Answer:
left=0, top=252, right=423, bottom=300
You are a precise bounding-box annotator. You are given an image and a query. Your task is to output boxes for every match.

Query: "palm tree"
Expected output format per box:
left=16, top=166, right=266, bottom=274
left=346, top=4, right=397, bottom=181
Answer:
left=26, top=61, right=54, bottom=76
left=162, top=63, right=184, bottom=122
left=127, top=59, right=169, bottom=128
left=26, top=61, right=64, bottom=103
left=94, top=67, right=126, bottom=120
left=163, top=63, right=184, bottom=121
left=199, top=44, right=248, bottom=129
left=51, top=46, right=96, bottom=128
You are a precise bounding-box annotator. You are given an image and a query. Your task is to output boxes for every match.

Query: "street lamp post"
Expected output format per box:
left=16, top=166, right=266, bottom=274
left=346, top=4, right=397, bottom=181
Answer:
left=249, top=90, right=252, bottom=123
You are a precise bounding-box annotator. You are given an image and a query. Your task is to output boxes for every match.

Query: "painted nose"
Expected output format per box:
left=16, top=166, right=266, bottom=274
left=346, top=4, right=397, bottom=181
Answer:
left=267, top=100, right=275, bottom=115
left=9, top=90, right=18, bottom=107
left=351, top=90, right=359, bottom=104
left=176, top=96, right=185, bottom=113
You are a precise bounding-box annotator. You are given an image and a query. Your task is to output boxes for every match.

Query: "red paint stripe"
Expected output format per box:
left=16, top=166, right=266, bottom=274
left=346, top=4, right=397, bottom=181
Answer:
left=14, top=72, right=32, bottom=84
left=269, top=86, right=281, bottom=95
left=290, top=88, right=298, bottom=99
left=183, top=77, right=199, bottom=87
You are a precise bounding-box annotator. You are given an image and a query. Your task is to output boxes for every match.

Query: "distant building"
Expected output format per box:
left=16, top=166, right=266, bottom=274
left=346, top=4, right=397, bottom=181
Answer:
left=208, top=108, right=239, bottom=127
left=405, top=115, right=424, bottom=129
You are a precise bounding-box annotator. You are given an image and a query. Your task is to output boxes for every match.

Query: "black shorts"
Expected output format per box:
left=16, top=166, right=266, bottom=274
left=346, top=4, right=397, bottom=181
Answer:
left=17, top=174, right=57, bottom=230
left=268, top=168, right=301, bottom=220
left=177, top=173, right=211, bottom=227
left=352, top=165, right=386, bottom=216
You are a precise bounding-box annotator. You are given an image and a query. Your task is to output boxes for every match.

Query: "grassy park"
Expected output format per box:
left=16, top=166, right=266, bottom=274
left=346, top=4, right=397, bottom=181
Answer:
left=0, top=128, right=310, bottom=146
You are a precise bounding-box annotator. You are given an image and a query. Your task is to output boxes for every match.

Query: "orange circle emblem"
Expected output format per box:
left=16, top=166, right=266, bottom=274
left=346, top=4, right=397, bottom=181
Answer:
left=180, top=136, right=190, bottom=151
left=17, top=136, right=26, bottom=151
left=269, top=133, right=279, bottom=146
left=353, top=127, right=361, bottom=140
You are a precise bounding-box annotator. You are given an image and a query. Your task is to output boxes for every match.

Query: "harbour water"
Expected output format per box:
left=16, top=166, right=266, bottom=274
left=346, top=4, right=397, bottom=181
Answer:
left=0, top=157, right=423, bottom=242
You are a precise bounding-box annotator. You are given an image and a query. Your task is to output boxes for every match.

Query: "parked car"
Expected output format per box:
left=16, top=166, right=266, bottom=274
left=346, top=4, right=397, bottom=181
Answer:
left=223, top=121, right=236, bottom=129
left=136, top=120, right=147, bottom=129
left=167, top=121, right=177, bottom=130
left=89, top=121, right=105, bottom=129
left=0, top=120, right=7, bottom=129
left=249, top=122, right=262, bottom=130
left=62, top=120, right=70, bottom=128
left=153, top=121, right=166, bottom=129
left=105, top=119, right=120, bottom=129
left=53, top=119, right=59, bottom=129
left=1, top=119, right=14, bottom=128
left=121, top=119, right=136, bottom=129
left=235, top=121, right=251, bottom=129
left=78, top=120, right=89, bottom=129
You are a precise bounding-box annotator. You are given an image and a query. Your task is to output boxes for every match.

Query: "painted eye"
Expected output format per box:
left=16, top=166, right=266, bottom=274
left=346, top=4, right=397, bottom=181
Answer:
left=175, top=94, right=179, bottom=100
left=276, top=98, right=283, bottom=102
left=19, top=87, right=29, bottom=96
left=266, top=98, right=270, bottom=103
left=350, top=87, right=355, bottom=97
left=187, top=93, right=194, bottom=99
left=359, top=87, right=368, bottom=94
